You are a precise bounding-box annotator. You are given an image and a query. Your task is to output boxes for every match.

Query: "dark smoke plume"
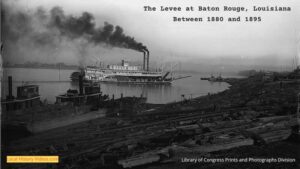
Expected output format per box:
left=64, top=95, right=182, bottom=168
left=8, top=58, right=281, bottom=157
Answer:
left=48, top=6, right=148, bottom=52
left=1, top=3, right=148, bottom=65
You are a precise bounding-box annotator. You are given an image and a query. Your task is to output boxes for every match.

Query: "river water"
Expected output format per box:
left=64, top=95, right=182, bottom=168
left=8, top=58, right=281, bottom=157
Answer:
left=1, top=68, right=232, bottom=104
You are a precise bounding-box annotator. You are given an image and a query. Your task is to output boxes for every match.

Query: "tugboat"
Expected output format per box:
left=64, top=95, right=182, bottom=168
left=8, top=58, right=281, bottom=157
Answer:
left=56, top=75, right=107, bottom=106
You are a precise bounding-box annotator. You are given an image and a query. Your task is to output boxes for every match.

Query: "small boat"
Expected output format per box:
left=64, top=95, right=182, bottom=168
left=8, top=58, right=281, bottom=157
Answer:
left=201, top=74, right=224, bottom=82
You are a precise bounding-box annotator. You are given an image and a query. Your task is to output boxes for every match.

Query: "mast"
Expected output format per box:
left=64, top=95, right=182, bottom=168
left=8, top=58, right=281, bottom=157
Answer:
left=295, top=30, right=300, bottom=69
left=59, top=63, right=61, bottom=81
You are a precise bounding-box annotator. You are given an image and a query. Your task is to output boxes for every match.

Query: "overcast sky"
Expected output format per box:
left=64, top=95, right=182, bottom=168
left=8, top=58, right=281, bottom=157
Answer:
left=4, top=0, right=300, bottom=71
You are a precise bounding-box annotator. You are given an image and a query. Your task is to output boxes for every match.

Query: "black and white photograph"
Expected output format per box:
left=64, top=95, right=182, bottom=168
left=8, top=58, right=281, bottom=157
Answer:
left=1, top=0, right=299, bottom=169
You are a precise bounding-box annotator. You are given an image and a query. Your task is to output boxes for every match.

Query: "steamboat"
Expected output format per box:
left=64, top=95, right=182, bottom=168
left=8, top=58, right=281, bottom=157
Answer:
left=71, top=52, right=190, bottom=84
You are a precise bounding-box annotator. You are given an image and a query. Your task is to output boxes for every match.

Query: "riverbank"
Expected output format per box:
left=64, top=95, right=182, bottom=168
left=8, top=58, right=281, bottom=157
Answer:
left=2, top=72, right=299, bottom=169
left=4, top=64, right=79, bottom=70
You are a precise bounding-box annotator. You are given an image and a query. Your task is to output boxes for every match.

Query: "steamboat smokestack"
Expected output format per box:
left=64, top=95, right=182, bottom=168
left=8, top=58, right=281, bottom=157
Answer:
left=147, top=51, right=150, bottom=71
left=7, top=76, right=13, bottom=100
left=79, top=75, right=83, bottom=95
left=143, top=51, right=146, bottom=71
